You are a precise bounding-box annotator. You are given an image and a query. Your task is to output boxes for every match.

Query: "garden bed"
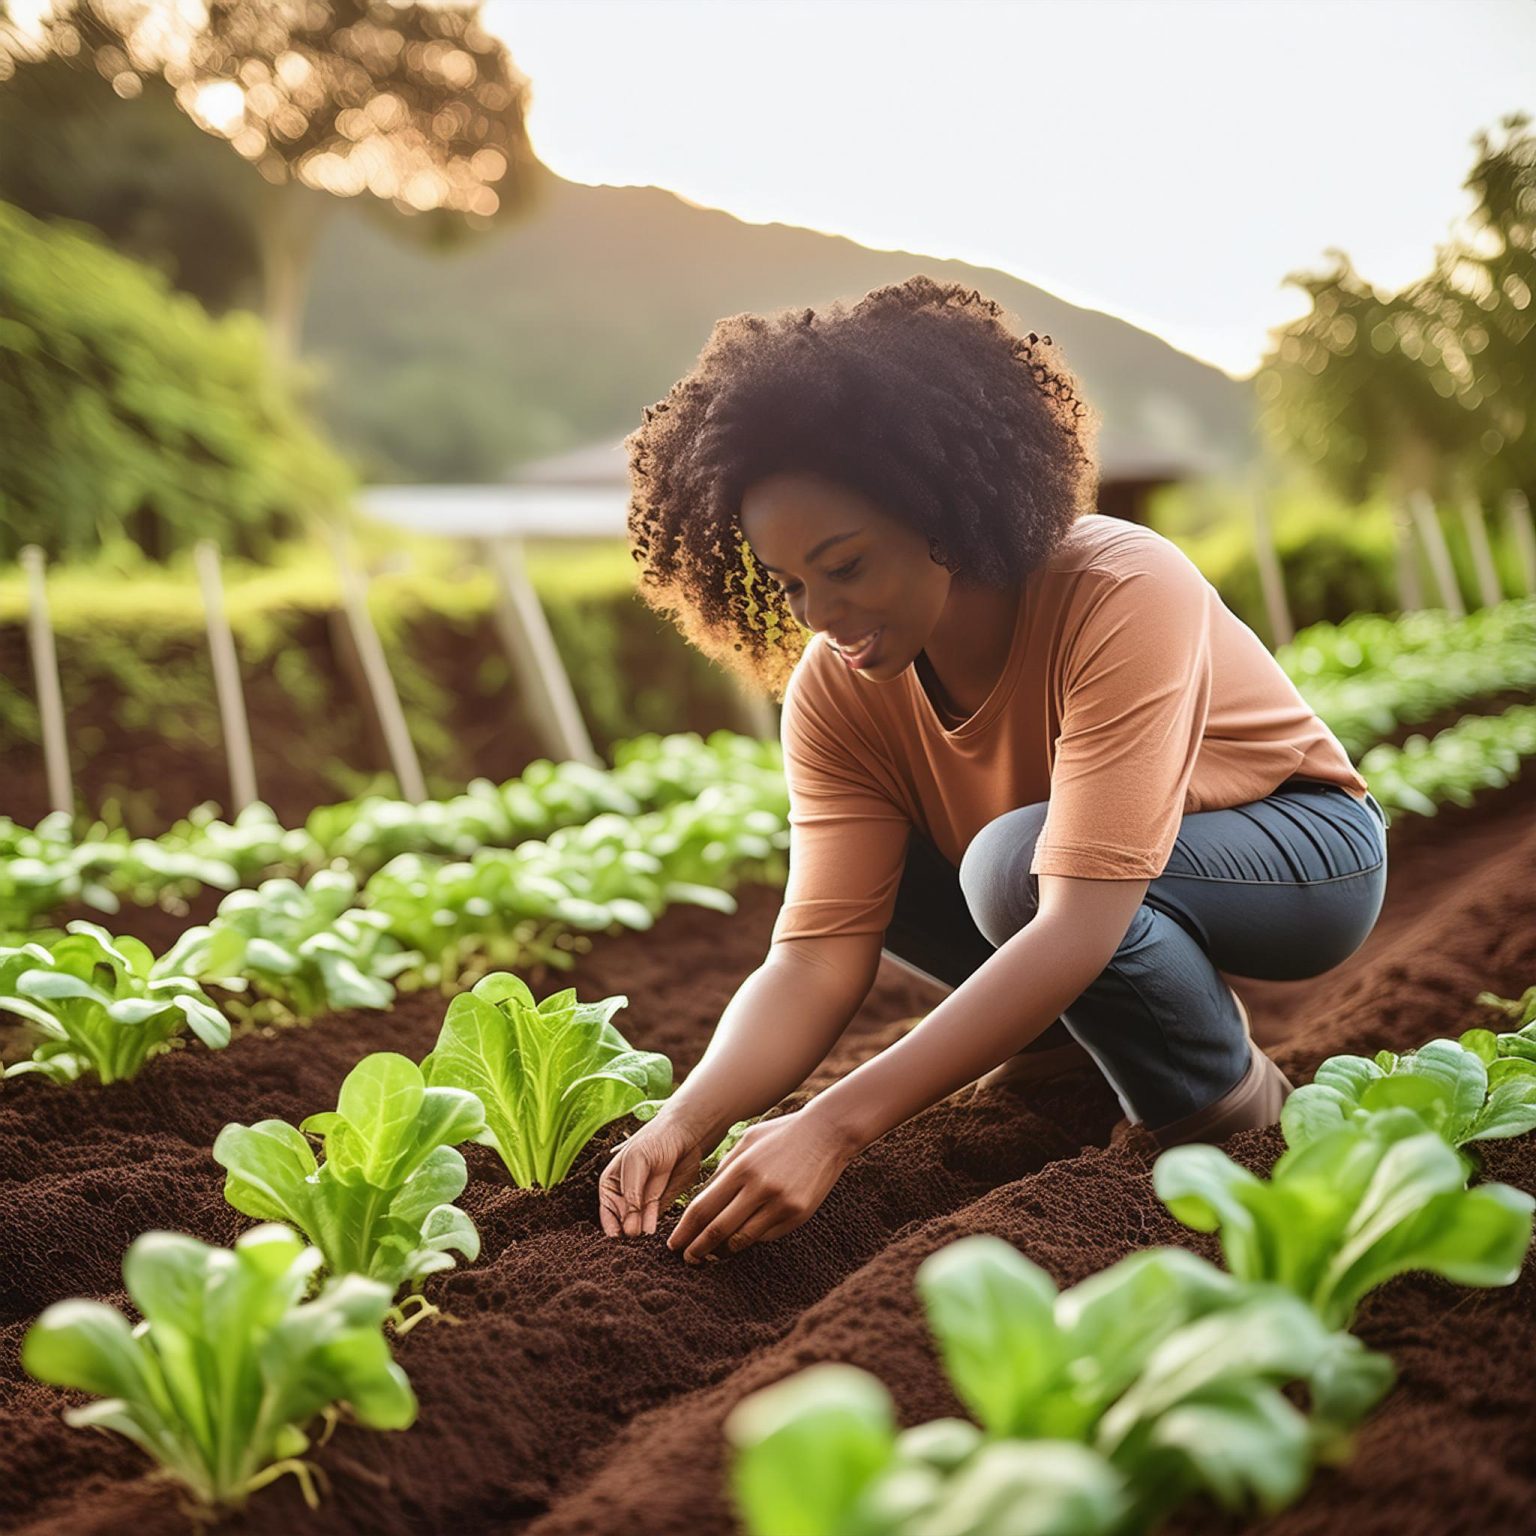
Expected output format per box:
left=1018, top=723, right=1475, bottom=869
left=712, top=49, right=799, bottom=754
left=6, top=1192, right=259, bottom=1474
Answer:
left=3, top=773, right=1535, bottom=1536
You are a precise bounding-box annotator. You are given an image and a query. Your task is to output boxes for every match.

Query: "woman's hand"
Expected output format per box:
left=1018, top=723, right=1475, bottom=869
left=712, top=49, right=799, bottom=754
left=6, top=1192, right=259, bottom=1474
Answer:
left=666, top=1109, right=858, bottom=1263
left=598, top=1109, right=714, bottom=1238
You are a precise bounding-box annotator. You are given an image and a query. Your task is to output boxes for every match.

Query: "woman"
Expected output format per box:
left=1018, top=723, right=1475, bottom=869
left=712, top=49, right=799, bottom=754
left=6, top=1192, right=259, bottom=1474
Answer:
left=598, top=275, right=1388, bottom=1263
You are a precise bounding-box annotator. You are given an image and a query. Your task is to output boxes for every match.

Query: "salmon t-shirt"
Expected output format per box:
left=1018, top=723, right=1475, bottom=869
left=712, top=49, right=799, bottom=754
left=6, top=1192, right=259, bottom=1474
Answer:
left=770, top=512, right=1369, bottom=946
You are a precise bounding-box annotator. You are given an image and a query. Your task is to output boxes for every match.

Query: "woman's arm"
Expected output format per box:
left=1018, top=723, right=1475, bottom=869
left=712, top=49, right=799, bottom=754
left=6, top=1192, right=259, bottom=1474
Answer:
left=800, top=874, right=1149, bottom=1155
left=652, top=939, right=881, bottom=1150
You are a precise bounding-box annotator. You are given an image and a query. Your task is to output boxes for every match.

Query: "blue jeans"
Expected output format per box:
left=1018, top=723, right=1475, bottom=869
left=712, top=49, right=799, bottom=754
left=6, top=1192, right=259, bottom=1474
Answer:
left=880, top=778, right=1389, bottom=1128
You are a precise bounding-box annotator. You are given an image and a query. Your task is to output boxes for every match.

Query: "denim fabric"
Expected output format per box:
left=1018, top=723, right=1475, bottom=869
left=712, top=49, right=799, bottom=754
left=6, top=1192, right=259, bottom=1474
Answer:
left=880, top=778, right=1389, bottom=1127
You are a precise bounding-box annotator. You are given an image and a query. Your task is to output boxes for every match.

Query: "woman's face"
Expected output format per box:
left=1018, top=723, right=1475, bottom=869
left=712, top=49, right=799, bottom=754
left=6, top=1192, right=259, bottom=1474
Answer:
left=740, top=471, right=952, bottom=679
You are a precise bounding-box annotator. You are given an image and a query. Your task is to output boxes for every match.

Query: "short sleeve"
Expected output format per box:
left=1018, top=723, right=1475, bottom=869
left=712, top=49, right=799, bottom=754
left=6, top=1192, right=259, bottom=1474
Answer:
left=1030, top=549, right=1214, bottom=880
left=770, top=656, right=913, bottom=945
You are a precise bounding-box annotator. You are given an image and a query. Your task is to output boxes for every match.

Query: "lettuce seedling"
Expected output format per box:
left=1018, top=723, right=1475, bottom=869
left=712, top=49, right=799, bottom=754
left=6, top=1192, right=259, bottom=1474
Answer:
left=156, top=869, right=417, bottom=1022
left=725, top=1239, right=1390, bottom=1536
left=1155, top=1114, right=1536, bottom=1329
left=1281, top=1038, right=1536, bottom=1167
left=724, top=1362, right=1130, bottom=1536
left=0, top=921, right=230, bottom=1084
left=915, top=1236, right=1388, bottom=1524
left=214, top=1052, right=484, bottom=1313
left=421, top=971, right=673, bottom=1188
left=21, top=1223, right=416, bottom=1511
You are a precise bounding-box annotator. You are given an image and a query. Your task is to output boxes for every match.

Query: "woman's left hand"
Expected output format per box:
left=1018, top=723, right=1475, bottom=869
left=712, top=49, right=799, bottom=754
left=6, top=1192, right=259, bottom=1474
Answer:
left=666, top=1109, right=857, bottom=1263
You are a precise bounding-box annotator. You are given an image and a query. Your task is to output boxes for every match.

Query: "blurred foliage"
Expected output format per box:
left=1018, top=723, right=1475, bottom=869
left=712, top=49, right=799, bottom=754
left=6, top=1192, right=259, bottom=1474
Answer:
left=0, top=47, right=260, bottom=312
left=1259, top=112, right=1534, bottom=509
left=1150, top=466, right=1530, bottom=637
left=0, top=0, right=548, bottom=361
left=0, top=199, right=355, bottom=561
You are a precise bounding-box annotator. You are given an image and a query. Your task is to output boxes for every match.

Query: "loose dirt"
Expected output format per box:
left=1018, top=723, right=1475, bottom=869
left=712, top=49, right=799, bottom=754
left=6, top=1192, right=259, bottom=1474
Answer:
left=2, top=774, right=1534, bottom=1536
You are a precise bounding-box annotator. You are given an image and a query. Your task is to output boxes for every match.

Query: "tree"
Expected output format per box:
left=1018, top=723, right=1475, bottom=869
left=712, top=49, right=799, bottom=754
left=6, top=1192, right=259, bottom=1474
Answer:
left=1256, top=112, right=1535, bottom=512
left=0, top=198, right=355, bottom=560
left=0, top=0, right=550, bottom=360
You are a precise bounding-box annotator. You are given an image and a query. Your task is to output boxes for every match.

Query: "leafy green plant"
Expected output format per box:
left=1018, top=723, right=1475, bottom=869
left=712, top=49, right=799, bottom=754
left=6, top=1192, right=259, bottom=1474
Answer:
left=421, top=971, right=672, bottom=1188
left=22, top=1224, right=415, bottom=1510
left=1478, top=982, right=1536, bottom=1031
left=161, top=801, right=321, bottom=886
left=1284, top=599, right=1536, bottom=757
left=213, top=1052, right=485, bottom=1321
left=1154, top=1114, right=1535, bottom=1329
left=0, top=812, right=120, bottom=933
left=156, top=869, right=417, bottom=1022
left=1281, top=1037, right=1536, bottom=1166
left=725, top=1239, right=1393, bottom=1536
left=0, top=921, right=229, bottom=1084
left=1359, top=703, right=1536, bottom=819
left=726, top=1362, right=1130, bottom=1536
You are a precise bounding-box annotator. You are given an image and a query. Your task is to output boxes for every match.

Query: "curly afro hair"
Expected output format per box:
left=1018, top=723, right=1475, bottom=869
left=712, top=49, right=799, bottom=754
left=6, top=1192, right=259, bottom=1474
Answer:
left=624, top=273, right=1102, bottom=701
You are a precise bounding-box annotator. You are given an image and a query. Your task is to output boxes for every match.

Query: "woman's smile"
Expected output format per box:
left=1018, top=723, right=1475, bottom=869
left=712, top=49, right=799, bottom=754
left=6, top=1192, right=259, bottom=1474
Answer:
left=829, top=626, right=883, bottom=668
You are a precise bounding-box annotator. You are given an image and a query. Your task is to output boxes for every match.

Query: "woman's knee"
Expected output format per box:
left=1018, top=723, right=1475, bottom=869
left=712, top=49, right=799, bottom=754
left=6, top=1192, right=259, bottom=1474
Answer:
left=958, top=802, right=1050, bottom=946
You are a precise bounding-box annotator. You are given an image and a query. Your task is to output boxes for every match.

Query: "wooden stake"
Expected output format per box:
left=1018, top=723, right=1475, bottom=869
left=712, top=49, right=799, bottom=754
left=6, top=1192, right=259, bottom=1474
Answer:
left=194, top=540, right=258, bottom=812
left=732, top=675, right=782, bottom=743
left=329, top=525, right=427, bottom=803
left=1390, top=497, right=1424, bottom=612
left=20, top=546, right=72, bottom=817
left=483, top=536, right=601, bottom=769
left=1456, top=493, right=1505, bottom=609
left=1248, top=472, right=1294, bottom=647
left=1408, top=489, right=1466, bottom=616
left=1505, top=489, right=1536, bottom=597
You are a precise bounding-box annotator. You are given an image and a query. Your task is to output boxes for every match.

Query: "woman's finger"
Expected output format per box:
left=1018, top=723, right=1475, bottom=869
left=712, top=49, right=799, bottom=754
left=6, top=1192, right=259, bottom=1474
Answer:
left=667, top=1162, right=743, bottom=1253
left=638, top=1155, right=681, bottom=1236
left=722, top=1204, right=781, bottom=1257
left=597, top=1155, right=627, bottom=1238
left=679, top=1185, right=771, bottom=1263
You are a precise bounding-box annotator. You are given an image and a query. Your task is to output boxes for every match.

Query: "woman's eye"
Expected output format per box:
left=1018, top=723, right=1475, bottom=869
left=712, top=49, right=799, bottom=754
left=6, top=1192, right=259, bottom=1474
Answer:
left=777, top=559, right=859, bottom=598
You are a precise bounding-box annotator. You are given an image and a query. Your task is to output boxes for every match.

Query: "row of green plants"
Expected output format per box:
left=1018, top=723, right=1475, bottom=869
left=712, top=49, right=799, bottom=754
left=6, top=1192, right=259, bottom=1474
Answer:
left=23, top=975, right=1536, bottom=1519
left=18, top=970, right=713, bottom=1509
left=0, top=729, right=786, bottom=932
left=0, top=774, right=789, bottom=1084
left=6, top=703, right=1534, bottom=1087
left=4, top=595, right=1533, bottom=933
left=1276, top=596, right=1536, bottom=682
left=724, top=998, right=1536, bottom=1536
left=1279, top=598, right=1536, bottom=758
left=1357, top=702, right=1536, bottom=819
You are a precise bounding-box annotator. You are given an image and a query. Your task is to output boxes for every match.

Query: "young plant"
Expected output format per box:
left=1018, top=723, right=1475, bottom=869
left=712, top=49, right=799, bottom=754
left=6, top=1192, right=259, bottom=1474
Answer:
left=213, top=1052, right=486, bottom=1320
left=1154, top=1113, right=1535, bottom=1329
left=725, top=1238, right=1393, bottom=1536
left=156, top=869, right=417, bottom=1022
left=1477, top=982, right=1536, bottom=1032
left=725, top=1362, right=1131, bottom=1536
left=1281, top=1037, right=1536, bottom=1167
left=162, top=800, right=321, bottom=886
left=21, top=1224, right=416, bottom=1511
left=0, top=921, right=230, bottom=1085
left=915, top=1236, right=1388, bottom=1524
left=421, top=971, right=672, bottom=1188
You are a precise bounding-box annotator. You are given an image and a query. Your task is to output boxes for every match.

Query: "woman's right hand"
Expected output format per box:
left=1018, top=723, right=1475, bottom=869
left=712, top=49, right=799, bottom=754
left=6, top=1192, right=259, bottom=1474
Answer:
left=598, top=1108, right=717, bottom=1237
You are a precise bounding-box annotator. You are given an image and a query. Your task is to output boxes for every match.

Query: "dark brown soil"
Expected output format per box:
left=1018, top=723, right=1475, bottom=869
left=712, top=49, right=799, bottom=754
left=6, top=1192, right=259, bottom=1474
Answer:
left=2, top=774, right=1535, bottom=1536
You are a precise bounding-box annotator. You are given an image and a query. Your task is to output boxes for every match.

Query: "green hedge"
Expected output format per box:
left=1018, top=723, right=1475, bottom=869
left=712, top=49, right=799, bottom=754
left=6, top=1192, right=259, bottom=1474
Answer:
left=0, top=199, right=355, bottom=562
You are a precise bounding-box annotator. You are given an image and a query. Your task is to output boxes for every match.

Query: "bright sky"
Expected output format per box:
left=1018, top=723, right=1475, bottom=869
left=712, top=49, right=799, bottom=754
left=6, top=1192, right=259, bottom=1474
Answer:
left=487, top=0, right=1535, bottom=379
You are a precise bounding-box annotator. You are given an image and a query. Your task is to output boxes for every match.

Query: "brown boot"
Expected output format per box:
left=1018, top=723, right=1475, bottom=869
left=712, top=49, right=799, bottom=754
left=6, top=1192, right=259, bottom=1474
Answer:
left=1144, top=1041, right=1295, bottom=1150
